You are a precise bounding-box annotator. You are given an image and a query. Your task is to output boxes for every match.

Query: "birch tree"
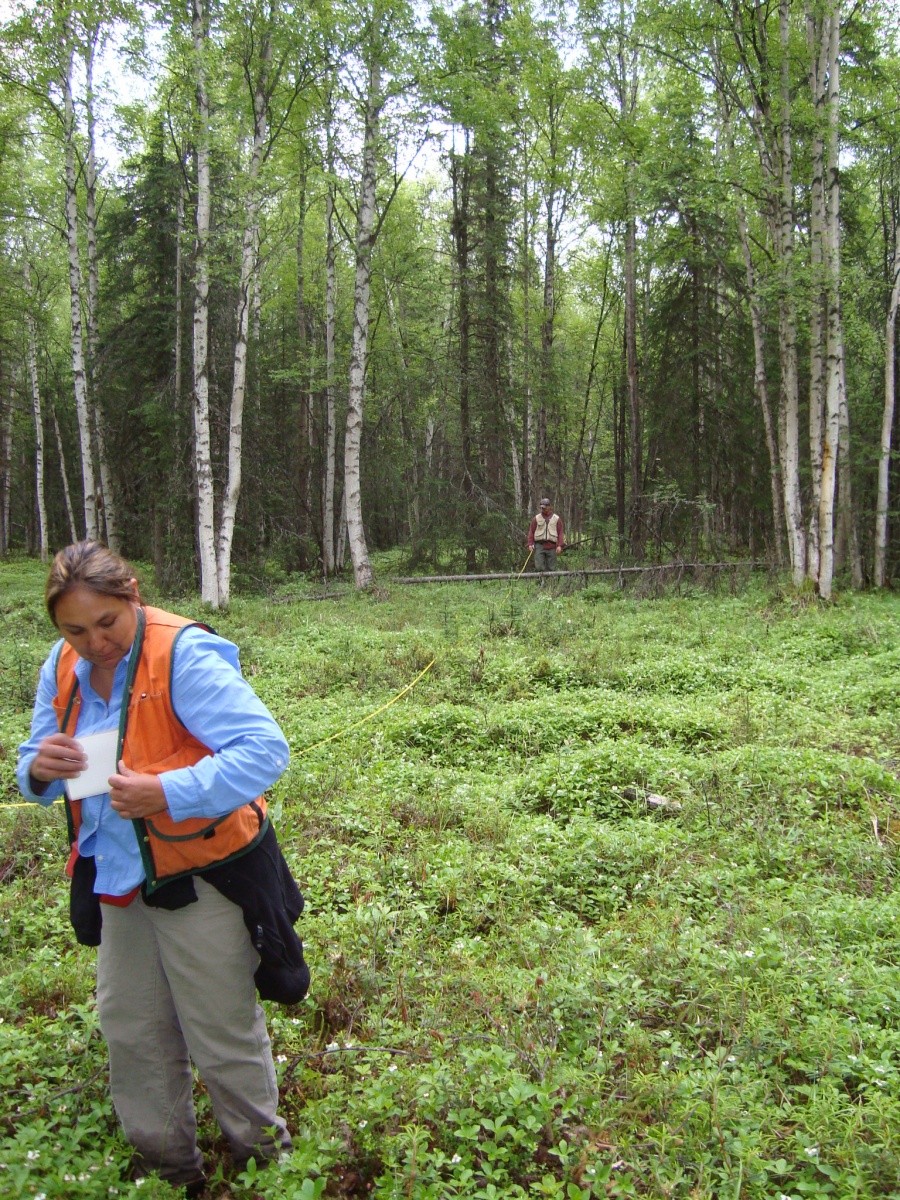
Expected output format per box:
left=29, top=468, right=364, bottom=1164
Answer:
left=875, top=195, right=900, bottom=586
left=191, top=0, right=217, bottom=603
left=83, top=17, right=119, bottom=552
left=24, top=260, right=48, bottom=560
left=344, top=51, right=380, bottom=589
left=216, top=0, right=276, bottom=606
left=341, top=0, right=420, bottom=589
left=814, top=1, right=842, bottom=599
left=62, top=10, right=99, bottom=541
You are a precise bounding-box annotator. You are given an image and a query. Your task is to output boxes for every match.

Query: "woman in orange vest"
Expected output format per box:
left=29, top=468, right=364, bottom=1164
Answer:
left=17, top=541, right=308, bottom=1196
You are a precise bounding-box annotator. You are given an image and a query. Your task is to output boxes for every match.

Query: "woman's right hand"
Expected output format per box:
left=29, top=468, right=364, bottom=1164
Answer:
left=30, top=734, right=88, bottom=783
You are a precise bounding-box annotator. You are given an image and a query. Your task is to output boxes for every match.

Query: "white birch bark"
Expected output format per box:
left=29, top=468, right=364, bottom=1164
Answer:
left=191, top=0, right=217, bottom=605
left=323, top=117, right=338, bottom=575
left=175, top=180, right=184, bottom=406
left=502, top=393, right=523, bottom=514
left=875, top=212, right=900, bottom=586
left=344, top=58, right=380, bottom=590
left=51, top=396, right=78, bottom=543
left=25, top=262, right=48, bottom=561
left=806, top=3, right=829, bottom=582
left=84, top=35, right=119, bottom=553
left=63, top=20, right=98, bottom=541
left=216, top=18, right=272, bottom=606
left=736, top=205, right=785, bottom=566
left=777, top=0, right=805, bottom=585
left=817, top=6, right=842, bottom=600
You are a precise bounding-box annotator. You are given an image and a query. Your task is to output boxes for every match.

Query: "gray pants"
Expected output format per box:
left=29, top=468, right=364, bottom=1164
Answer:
left=534, top=544, right=557, bottom=572
left=97, top=877, right=290, bottom=1185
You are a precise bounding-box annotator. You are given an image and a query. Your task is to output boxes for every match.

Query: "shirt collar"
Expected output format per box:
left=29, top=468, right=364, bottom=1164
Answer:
left=72, top=640, right=136, bottom=689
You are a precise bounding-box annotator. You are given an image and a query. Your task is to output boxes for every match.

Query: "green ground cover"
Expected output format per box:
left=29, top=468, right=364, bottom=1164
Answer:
left=1, top=557, right=899, bottom=1199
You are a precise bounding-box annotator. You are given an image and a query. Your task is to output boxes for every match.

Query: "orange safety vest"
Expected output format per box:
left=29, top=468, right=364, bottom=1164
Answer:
left=54, top=605, right=268, bottom=894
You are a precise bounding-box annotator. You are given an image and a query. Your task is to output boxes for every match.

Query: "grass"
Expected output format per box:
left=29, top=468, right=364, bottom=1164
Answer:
left=1, top=555, right=899, bottom=1198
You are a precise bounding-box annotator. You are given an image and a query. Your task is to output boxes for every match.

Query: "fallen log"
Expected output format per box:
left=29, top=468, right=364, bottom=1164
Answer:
left=390, top=561, right=767, bottom=584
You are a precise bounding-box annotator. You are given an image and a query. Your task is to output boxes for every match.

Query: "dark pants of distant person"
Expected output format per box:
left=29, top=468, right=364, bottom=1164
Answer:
left=534, top=544, right=557, bottom=572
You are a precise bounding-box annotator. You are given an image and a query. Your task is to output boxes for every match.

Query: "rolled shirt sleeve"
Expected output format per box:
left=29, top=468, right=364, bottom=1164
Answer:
left=16, top=649, right=67, bottom=805
left=159, top=625, right=290, bottom=822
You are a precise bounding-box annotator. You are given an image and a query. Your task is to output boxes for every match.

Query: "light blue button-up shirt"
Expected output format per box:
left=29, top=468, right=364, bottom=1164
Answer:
left=17, top=625, right=290, bottom=896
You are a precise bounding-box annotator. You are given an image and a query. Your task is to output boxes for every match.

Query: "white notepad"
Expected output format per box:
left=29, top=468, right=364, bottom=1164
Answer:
left=64, top=729, right=120, bottom=801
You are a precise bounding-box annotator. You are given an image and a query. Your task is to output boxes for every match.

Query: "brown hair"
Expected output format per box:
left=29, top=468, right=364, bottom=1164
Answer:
left=46, top=541, right=140, bottom=626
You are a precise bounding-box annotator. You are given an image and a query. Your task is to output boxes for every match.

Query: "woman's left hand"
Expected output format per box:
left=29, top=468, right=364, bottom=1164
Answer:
left=108, top=762, right=168, bottom=818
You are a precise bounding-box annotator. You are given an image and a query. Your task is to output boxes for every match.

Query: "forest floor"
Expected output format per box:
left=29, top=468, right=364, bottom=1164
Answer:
left=1, top=557, right=900, bottom=1199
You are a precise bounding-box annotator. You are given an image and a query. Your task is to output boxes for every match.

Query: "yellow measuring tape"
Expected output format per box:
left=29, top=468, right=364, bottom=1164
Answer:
left=515, top=547, right=534, bottom=582
left=298, top=657, right=435, bottom=754
left=0, top=657, right=437, bottom=811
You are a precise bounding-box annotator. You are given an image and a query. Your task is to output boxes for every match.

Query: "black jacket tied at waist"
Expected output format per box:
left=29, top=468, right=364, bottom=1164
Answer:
left=69, top=823, right=310, bottom=1005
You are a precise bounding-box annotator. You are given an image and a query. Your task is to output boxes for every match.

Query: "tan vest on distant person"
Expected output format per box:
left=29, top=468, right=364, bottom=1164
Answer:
left=534, top=513, right=560, bottom=543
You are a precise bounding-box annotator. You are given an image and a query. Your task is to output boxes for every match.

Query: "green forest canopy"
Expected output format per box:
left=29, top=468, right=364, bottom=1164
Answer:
left=2, top=0, right=900, bottom=597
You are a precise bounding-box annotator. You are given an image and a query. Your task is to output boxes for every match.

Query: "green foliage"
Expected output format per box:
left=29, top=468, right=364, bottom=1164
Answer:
left=2, top=568, right=900, bottom=1197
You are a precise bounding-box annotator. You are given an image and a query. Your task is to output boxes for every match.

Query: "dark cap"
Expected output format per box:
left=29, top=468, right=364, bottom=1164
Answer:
left=540, top=497, right=551, bottom=506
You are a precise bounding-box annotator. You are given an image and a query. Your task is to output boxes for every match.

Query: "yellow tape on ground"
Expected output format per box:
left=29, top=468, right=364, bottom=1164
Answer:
left=297, top=657, right=435, bottom=754
left=0, top=657, right=437, bottom=811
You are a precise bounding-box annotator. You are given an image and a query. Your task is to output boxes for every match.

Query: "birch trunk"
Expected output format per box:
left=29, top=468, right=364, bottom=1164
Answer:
left=538, top=179, right=557, bottom=511
left=63, top=21, right=98, bottom=541
left=875, top=212, right=900, bottom=586
left=84, top=33, right=119, bottom=553
left=217, top=19, right=272, bottom=606
left=344, top=59, right=380, bottom=590
left=191, top=0, right=217, bottom=605
left=737, top=204, right=786, bottom=566
left=502, top=390, right=523, bottom=514
left=322, top=119, right=338, bottom=575
left=51, top=396, right=78, bottom=542
left=777, top=0, right=805, bottom=585
left=25, top=263, right=48, bottom=561
left=175, top=180, right=184, bottom=406
left=806, top=2, right=829, bottom=582
left=521, top=153, right=532, bottom=510
left=817, top=6, right=842, bottom=600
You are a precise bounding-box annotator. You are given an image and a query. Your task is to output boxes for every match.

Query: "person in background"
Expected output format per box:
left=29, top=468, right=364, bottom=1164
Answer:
left=17, top=541, right=309, bottom=1197
left=527, top=497, right=564, bottom=572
